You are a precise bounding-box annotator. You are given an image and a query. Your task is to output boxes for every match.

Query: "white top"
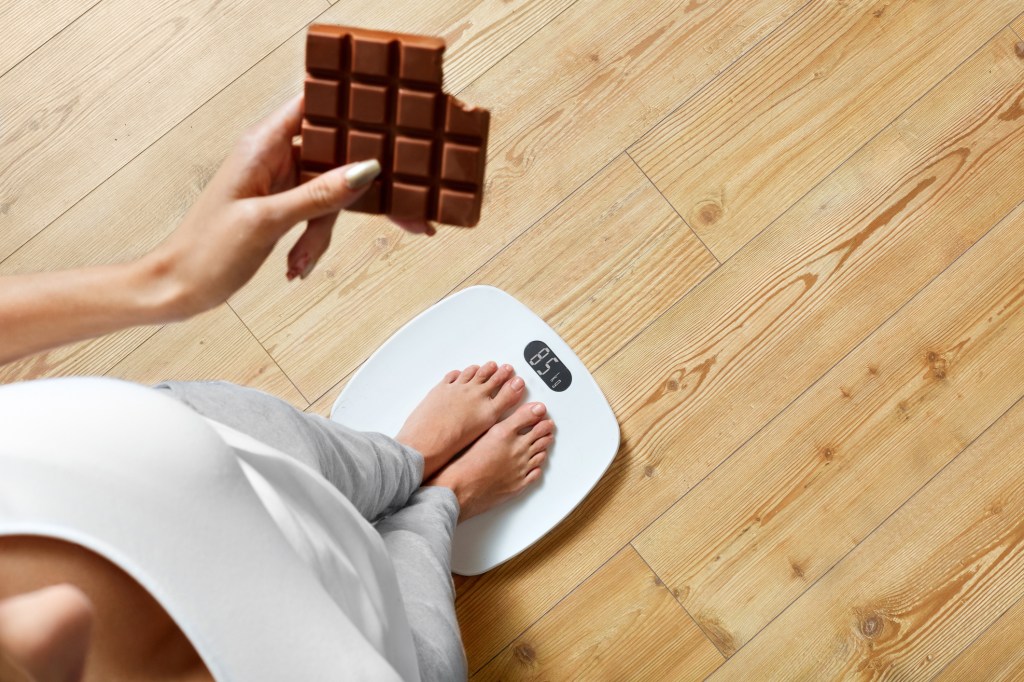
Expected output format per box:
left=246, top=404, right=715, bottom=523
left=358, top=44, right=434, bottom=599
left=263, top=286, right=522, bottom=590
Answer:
left=0, top=377, right=420, bottom=682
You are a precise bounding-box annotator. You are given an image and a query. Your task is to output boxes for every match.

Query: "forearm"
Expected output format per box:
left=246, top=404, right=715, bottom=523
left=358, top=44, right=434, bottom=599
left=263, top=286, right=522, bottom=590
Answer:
left=0, top=258, right=173, bottom=365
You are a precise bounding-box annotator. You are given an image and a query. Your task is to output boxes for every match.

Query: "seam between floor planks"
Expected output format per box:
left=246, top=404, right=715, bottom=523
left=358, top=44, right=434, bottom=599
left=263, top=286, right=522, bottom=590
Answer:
left=228, top=301, right=310, bottom=408
left=0, top=0, right=104, bottom=81
left=626, top=152, right=720, bottom=266
left=461, top=20, right=1024, bottom=674
left=629, top=540, right=723, bottom=665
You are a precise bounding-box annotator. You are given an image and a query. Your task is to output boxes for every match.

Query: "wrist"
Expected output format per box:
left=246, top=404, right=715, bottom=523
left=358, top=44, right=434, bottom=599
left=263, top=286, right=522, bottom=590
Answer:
left=124, top=252, right=188, bottom=324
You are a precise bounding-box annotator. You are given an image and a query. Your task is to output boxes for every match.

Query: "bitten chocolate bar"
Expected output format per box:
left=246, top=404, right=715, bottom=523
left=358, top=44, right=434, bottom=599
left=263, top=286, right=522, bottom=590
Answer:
left=299, top=24, right=490, bottom=227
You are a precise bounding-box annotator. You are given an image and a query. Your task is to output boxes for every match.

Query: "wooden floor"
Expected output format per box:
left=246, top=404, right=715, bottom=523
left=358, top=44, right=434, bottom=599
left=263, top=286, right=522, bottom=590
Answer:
left=4, top=1, right=1024, bottom=678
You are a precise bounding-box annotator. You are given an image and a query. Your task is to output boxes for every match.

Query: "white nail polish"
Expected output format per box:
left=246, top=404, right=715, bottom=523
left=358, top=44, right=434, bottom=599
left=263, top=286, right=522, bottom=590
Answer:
left=344, top=159, right=381, bottom=189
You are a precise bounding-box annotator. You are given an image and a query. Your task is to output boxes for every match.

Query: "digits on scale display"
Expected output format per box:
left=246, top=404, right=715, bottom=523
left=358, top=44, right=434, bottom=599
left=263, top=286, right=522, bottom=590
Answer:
left=523, top=340, right=572, bottom=392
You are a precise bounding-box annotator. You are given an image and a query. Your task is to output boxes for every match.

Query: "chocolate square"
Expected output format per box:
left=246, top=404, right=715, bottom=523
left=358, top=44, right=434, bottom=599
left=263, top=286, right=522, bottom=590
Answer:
left=351, top=35, right=391, bottom=77
left=399, top=43, right=443, bottom=85
left=438, top=189, right=479, bottom=225
left=396, top=89, right=436, bottom=131
left=347, top=130, right=386, bottom=163
left=305, top=77, right=342, bottom=120
left=394, top=137, right=433, bottom=178
left=306, top=31, right=343, bottom=73
left=391, top=182, right=431, bottom=219
left=441, top=143, right=481, bottom=184
left=348, top=83, right=388, bottom=124
left=301, top=122, right=339, bottom=165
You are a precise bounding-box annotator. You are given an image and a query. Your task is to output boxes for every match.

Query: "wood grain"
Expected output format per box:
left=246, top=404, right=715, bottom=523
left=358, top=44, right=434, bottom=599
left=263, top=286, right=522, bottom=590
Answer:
left=0, top=0, right=577, bottom=386
left=0, top=1, right=98, bottom=77
left=633, top=194, right=1024, bottom=655
left=472, top=546, right=723, bottom=681
left=107, top=304, right=306, bottom=409
left=230, top=0, right=806, bottom=402
left=936, top=595, right=1024, bottom=681
left=710, top=394, right=1024, bottom=678
left=630, top=0, right=1021, bottom=260
left=455, top=30, right=1024, bottom=671
left=0, top=0, right=326, bottom=263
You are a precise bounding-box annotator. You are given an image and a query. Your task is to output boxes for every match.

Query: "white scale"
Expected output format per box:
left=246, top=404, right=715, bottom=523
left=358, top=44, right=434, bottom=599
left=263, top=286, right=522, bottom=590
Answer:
left=331, top=286, right=619, bottom=575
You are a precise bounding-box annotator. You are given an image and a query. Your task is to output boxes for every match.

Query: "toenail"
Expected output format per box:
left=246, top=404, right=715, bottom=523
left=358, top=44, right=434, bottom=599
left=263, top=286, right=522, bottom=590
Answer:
left=531, top=404, right=545, bottom=415
left=512, top=377, right=524, bottom=389
left=503, top=364, right=513, bottom=372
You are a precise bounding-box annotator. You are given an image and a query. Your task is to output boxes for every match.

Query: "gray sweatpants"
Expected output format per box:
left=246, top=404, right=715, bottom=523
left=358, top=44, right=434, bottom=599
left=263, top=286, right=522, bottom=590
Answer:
left=154, top=380, right=467, bottom=682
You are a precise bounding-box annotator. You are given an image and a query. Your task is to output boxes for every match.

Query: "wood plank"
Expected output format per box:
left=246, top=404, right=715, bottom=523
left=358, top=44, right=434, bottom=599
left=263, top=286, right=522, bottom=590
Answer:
left=709, top=395, right=1024, bottom=678
left=230, top=0, right=806, bottom=401
left=936, top=595, right=1024, bottom=681
left=0, top=0, right=578, bottom=385
left=472, top=546, right=723, bottom=681
left=0, top=1, right=97, bottom=77
left=630, top=0, right=1021, bottom=260
left=455, top=30, right=1024, bottom=671
left=0, top=0, right=326, bottom=262
left=107, top=304, right=306, bottom=409
left=633, top=196, right=1024, bottom=655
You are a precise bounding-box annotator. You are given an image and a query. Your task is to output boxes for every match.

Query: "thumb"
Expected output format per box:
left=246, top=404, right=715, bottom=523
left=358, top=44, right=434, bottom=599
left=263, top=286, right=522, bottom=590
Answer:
left=261, top=159, right=381, bottom=229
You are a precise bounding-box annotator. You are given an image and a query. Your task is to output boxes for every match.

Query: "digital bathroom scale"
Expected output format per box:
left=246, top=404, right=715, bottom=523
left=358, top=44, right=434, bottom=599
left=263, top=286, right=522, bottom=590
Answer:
left=331, top=285, right=620, bottom=575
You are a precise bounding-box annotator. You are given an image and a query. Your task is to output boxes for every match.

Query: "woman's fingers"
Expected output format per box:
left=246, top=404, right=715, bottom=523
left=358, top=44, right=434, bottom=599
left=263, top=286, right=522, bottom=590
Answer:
left=260, top=159, right=381, bottom=230
left=252, top=93, right=304, bottom=143
left=287, top=212, right=337, bottom=280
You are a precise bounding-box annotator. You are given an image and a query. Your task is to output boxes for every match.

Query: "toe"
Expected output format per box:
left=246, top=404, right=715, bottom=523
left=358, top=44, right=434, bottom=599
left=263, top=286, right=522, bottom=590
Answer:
left=530, top=436, right=553, bottom=455
left=529, top=419, right=555, bottom=441
left=523, top=467, right=543, bottom=487
left=485, top=363, right=514, bottom=391
left=442, top=369, right=461, bottom=384
left=474, top=361, right=498, bottom=383
left=503, top=401, right=545, bottom=434
left=459, top=365, right=480, bottom=383
left=493, top=375, right=525, bottom=411
left=527, top=450, right=547, bottom=470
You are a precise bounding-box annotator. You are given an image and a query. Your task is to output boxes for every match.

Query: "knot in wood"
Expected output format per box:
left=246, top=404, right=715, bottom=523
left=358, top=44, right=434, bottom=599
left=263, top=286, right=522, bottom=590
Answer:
left=860, top=615, right=883, bottom=638
left=513, top=642, right=536, bottom=665
left=644, top=464, right=656, bottom=478
left=695, top=200, right=723, bottom=226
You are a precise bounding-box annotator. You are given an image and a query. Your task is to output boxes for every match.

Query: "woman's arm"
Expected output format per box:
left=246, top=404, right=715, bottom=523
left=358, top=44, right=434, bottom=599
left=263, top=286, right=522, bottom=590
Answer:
left=0, top=95, right=416, bottom=366
left=0, top=259, right=172, bottom=365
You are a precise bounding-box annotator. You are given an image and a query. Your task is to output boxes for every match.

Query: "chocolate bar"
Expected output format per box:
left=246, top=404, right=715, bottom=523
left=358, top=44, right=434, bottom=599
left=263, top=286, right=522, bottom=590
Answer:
left=299, top=24, right=490, bottom=227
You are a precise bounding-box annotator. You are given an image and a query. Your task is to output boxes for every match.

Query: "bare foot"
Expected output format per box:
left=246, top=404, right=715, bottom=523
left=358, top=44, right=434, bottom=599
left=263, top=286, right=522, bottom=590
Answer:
left=430, top=402, right=554, bottom=520
left=396, top=361, right=525, bottom=479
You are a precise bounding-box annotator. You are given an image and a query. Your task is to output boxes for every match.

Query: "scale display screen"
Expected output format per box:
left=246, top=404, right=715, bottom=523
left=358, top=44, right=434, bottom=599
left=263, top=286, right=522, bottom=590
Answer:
left=524, top=340, right=572, bottom=392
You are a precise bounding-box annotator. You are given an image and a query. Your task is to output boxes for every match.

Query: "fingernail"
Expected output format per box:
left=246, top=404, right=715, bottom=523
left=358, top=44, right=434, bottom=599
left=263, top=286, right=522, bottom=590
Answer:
left=344, top=159, right=381, bottom=189
left=503, top=364, right=513, bottom=372
left=512, top=377, right=524, bottom=390
left=300, top=259, right=315, bottom=279
left=531, top=403, right=546, bottom=416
